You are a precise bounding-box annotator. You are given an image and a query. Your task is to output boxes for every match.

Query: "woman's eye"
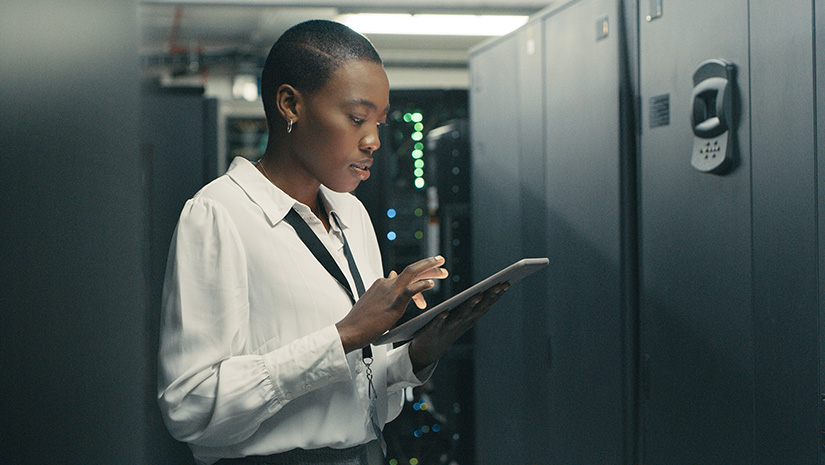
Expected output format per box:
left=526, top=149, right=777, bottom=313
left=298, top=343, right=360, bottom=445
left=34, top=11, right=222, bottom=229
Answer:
left=351, top=116, right=366, bottom=125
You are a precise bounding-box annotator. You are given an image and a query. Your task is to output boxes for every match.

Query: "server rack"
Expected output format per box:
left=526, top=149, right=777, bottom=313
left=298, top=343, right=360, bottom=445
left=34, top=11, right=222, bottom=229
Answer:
left=470, top=0, right=823, bottom=463
left=472, top=1, right=632, bottom=463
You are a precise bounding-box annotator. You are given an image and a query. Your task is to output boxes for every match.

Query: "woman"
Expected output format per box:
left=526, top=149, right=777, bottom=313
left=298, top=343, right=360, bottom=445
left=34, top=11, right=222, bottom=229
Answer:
left=158, top=19, right=508, bottom=465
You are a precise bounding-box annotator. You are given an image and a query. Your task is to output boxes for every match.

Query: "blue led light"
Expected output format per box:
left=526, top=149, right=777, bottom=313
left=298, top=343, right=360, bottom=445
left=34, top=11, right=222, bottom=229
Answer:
left=387, top=208, right=397, bottom=218
left=432, top=424, right=441, bottom=433
left=387, top=231, right=397, bottom=241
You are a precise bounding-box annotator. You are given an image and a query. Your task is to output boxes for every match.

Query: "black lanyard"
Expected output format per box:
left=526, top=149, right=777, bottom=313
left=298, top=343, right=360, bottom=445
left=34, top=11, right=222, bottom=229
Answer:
left=283, top=207, right=372, bottom=358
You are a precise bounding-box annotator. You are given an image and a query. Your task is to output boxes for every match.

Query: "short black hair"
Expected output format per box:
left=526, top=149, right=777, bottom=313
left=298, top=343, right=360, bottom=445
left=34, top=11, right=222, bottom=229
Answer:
left=260, top=19, right=383, bottom=131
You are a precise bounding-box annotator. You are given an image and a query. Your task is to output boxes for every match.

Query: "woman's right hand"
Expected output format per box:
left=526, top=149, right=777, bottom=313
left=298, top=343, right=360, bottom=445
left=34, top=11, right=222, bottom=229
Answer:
left=335, top=255, right=448, bottom=353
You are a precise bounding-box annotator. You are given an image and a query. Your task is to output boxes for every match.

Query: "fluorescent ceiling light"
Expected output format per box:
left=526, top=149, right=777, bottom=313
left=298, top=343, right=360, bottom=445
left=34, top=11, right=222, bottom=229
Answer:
left=338, top=13, right=529, bottom=36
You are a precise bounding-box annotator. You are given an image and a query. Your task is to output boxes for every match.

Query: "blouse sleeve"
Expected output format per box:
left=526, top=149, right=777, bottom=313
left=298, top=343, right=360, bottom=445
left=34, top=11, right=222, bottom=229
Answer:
left=157, top=198, right=351, bottom=447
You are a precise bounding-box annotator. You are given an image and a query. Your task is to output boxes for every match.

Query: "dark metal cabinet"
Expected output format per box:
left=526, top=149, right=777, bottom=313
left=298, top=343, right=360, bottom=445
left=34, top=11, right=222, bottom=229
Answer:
left=638, top=1, right=755, bottom=463
left=469, top=32, right=530, bottom=465
left=472, top=0, right=823, bottom=464
left=471, top=0, right=631, bottom=463
left=542, top=0, right=629, bottom=463
left=639, top=0, right=820, bottom=463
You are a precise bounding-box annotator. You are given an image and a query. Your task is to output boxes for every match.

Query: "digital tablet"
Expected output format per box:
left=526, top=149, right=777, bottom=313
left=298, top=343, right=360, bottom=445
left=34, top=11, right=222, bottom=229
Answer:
left=374, top=257, right=550, bottom=345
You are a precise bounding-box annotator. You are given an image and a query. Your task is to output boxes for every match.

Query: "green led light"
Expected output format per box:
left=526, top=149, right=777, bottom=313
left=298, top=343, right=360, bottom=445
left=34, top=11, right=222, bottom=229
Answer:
left=414, top=159, right=424, bottom=168
left=414, top=208, right=424, bottom=217
left=414, top=168, right=424, bottom=177
left=414, top=178, right=426, bottom=189
left=411, top=132, right=423, bottom=141
left=403, top=113, right=412, bottom=122
left=410, top=459, right=419, bottom=465
left=389, top=460, right=398, bottom=465
left=411, top=113, right=423, bottom=123
left=414, top=142, right=424, bottom=150
left=414, top=122, right=424, bottom=131
left=412, top=149, right=423, bottom=159
left=415, top=231, right=424, bottom=240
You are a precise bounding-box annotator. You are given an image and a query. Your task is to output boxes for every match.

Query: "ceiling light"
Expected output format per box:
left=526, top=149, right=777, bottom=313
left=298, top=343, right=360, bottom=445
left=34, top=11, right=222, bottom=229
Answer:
left=338, top=13, right=529, bottom=36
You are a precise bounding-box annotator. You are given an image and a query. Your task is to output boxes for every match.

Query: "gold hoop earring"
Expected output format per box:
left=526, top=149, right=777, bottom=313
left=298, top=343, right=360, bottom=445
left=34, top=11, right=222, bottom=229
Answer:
left=286, top=119, right=293, bottom=134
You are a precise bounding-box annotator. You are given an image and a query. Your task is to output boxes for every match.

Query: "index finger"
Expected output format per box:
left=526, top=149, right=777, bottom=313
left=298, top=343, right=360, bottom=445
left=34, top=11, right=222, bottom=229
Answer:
left=396, top=255, right=446, bottom=286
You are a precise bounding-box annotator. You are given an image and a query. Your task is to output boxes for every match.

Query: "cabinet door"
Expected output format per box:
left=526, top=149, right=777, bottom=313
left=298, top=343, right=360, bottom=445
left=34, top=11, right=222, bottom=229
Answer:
left=638, top=1, right=753, bottom=463
left=469, top=33, right=527, bottom=465
left=542, top=0, right=626, bottom=463
left=750, top=0, right=819, bottom=462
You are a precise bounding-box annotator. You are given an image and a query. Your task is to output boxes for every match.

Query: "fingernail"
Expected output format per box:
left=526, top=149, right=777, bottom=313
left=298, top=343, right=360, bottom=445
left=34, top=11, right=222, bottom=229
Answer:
left=434, top=255, right=444, bottom=261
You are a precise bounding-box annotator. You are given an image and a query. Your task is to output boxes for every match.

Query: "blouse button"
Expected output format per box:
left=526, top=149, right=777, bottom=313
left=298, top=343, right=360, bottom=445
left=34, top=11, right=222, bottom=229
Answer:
left=284, top=392, right=293, bottom=400
left=356, top=364, right=363, bottom=374
left=304, top=383, right=313, bottom=391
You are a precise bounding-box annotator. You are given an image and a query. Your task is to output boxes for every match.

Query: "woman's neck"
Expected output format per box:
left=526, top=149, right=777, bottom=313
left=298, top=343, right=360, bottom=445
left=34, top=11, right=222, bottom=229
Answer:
left=256, top=155, right=329, bottom=230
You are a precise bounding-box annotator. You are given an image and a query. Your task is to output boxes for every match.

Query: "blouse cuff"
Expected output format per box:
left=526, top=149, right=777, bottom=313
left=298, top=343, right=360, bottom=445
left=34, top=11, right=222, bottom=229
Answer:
left=261, top=325, right=351, bottom=410
left=385, top=342, right=437, bottom=393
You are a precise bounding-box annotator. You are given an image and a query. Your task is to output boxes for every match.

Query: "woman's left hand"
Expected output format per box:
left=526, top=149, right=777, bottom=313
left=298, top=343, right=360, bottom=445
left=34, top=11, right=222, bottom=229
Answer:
left=408, top=282, right=509, bottom=373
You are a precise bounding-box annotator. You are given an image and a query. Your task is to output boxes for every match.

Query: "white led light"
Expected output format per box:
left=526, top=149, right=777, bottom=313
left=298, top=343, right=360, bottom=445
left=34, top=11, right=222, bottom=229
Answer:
left=338, top=14, right=528, bottom=37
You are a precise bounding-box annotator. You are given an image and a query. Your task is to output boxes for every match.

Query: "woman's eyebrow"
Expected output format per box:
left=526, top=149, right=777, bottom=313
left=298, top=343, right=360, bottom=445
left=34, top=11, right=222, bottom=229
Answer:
left=344, top=98, right=390, bottom=114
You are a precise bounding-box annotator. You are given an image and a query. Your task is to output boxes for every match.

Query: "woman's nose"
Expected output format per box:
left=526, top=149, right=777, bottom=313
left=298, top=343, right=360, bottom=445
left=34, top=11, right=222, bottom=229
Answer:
left=360, top=126, right=381, bottom=153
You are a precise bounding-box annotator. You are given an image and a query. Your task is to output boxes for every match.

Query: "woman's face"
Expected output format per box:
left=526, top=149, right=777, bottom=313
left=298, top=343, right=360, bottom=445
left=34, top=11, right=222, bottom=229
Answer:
left=291, top=59, right=390, bottom=193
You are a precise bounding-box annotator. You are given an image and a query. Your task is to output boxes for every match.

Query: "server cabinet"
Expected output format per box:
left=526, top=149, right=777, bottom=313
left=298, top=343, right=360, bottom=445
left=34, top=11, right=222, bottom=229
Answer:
left=469, top=32, right=530, bottom=465
left=749, top=1, right=819, bottom=462
left=542, top=1, right=628, bottom=463
left=639, top=0, right=820, bottom=463
left=638, top=2, right=754, bottom=463
left=471, top=0, right=631, bottom=462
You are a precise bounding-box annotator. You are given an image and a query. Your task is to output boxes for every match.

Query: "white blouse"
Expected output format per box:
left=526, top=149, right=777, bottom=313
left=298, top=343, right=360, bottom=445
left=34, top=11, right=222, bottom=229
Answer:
left=158, top=157, right=430, bottom=465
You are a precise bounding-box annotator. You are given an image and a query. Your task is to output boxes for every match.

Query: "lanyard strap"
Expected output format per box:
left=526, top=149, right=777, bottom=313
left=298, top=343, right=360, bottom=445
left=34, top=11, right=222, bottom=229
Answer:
left=282, top=208, right=372, bottom=358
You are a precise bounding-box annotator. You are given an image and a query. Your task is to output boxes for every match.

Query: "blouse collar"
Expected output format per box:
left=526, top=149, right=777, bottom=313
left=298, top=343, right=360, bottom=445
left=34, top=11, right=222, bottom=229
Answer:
left=225, top=157, right=353, bottom=230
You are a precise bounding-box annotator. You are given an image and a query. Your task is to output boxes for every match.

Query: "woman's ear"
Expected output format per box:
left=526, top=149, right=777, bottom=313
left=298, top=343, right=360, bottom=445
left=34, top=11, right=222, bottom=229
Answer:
left=276, top=84, right=300, bottom=125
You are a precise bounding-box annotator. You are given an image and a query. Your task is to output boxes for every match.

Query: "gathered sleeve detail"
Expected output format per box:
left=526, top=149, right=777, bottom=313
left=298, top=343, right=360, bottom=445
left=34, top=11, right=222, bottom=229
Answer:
left=385, top=342, right=437, bottom=393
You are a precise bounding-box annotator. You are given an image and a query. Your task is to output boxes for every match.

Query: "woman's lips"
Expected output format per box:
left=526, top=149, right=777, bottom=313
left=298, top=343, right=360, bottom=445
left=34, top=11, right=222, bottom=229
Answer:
left=350, top=160, right=372, bottom=180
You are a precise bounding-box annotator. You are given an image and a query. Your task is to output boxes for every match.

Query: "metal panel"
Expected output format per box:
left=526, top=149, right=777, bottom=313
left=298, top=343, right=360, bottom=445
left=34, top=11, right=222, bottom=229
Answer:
left=819, top=1, right=825, bottom=459
left=515, top=19, right=554, bottom=464
left=749, top=1, right=819, bottom=462
left=542, top=0, right=625, bottom=462
left=469, top=33, right=527, bottom=465
left=638, top=1, right=753, bottom=463
left=0, top=0, right=157, bottom=462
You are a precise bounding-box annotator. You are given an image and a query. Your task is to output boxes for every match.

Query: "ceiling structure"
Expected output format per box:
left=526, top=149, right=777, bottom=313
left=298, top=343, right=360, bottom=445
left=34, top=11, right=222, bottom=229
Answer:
left=139, top=0, right=553, bottom=83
